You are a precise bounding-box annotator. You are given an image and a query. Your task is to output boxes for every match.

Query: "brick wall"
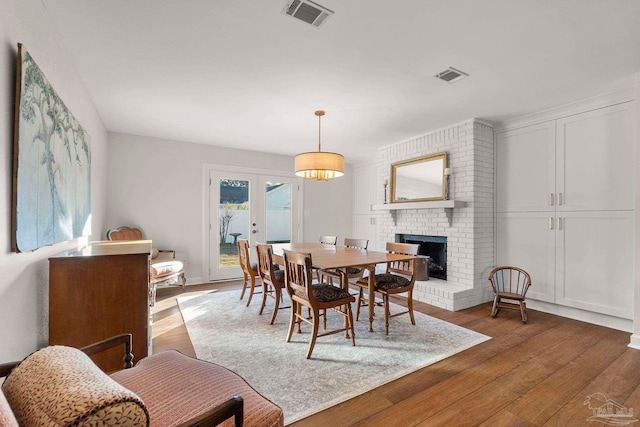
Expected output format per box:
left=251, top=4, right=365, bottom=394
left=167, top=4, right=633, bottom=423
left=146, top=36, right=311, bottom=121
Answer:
left=376, top=119, right=495, bottom=310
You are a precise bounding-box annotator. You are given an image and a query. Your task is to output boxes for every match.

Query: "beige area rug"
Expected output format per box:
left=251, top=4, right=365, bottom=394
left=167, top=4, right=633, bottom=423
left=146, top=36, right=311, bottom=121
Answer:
left=178, top=289, right=490, bottom=425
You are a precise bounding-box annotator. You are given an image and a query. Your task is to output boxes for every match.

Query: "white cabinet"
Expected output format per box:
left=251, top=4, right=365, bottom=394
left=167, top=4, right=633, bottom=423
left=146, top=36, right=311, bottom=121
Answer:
left=353, top=163, right=379, bottom=250
left=556, top=103, right=635, bottom=212
left=496, top=212, right=555, bottom=303
left=496, top=121, right=555, bottom=213
left=554, top=211, right=633, bottom=319
left=496, top=102, right=635, bottom=319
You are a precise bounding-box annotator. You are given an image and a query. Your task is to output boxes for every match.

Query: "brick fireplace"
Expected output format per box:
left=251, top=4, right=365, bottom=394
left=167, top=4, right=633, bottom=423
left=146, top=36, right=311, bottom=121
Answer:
left=375, top=119, right=496, bottom=310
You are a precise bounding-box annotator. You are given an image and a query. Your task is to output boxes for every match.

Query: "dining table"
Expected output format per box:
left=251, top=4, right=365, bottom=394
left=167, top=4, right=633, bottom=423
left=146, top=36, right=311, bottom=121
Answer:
left=271, top=242, right=417, bottom=333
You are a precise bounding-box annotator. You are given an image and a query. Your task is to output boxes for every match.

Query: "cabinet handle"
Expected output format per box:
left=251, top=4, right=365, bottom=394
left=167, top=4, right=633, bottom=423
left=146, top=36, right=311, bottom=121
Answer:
left=557, top=193, right=563, bottom=206
left=557, top=217, right=562, bottom=230
left=549, top=217, right=554, bottom=230
left=549, top=193, right=554, bottom=206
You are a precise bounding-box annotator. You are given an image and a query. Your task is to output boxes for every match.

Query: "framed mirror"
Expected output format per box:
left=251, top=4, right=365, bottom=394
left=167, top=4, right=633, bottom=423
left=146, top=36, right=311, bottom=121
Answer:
left=391, top=152, right=447, bottom=203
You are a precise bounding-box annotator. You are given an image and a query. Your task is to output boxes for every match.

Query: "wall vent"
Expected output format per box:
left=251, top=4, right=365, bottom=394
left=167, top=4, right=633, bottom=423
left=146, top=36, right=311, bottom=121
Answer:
left=435, top=67, right=469, bottom=84
left=283, top=0, right=334, bottom=28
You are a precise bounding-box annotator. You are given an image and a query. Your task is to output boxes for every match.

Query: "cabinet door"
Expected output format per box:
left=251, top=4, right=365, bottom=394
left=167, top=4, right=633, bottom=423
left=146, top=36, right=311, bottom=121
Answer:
left=496, top=121, right=556, bottom=212
left=555, top=211, right=633, bottom=319
left=556, top=102, right=635, bottom=212
left=353, top=164, right=377, bottom=215
left=496, top=212, right=555, bottom=303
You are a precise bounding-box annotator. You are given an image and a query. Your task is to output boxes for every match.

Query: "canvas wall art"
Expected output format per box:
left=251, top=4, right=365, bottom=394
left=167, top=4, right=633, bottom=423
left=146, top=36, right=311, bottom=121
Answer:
left=12, top=43, right=91, bottom=252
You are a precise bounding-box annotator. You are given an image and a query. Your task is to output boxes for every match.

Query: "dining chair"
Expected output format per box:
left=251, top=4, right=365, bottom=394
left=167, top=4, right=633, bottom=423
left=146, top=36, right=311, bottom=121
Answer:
left=256, top=244, right=289, bottom=324
left=237, top=239, right=261, bottom=306
left=488, top=266, right=532, bottom=323
left=319, top=238, right=369, bottom=286
left=355, top=242, right=419, bottom=335
left=313, top=235, right=337, bottom=283
left=318, top=236, right=337, bottom=245
left=283, top=249, right=356, bottom=359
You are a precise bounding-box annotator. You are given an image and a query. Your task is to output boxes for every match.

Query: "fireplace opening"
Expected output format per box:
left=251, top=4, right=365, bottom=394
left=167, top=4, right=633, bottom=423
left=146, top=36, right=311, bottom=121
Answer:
left=395, top=234, right=447, bottom=280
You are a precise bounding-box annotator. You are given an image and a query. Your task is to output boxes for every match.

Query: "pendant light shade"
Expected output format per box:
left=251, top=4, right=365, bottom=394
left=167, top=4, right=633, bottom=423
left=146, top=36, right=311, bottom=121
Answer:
left=295, top=110, right=344, bottom=180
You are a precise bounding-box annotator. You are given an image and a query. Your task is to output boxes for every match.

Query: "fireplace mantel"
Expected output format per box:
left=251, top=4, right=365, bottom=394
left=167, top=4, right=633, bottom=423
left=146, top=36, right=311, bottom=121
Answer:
left=371, top=200, right=466, bottom=226
left=371, top=200, right=466, bottom=211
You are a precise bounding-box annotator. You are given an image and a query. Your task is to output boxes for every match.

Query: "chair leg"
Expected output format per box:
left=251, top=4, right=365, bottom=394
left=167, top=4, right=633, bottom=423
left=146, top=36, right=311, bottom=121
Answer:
left=270, top=288, right=281, bottom=325
left=520, top=301, right=528, bottom=324
left=347, top=303, right=356, bottom=346
left=259, top=283, right=269, bottom=315
left=306, top=308, right=320, bottom=359
left=491, top=296, right=500, bottom=318
left=240, top=273, right=249, bottom=300
left=384, top=294, right=390, bottom=336
left=407, top=289, right=416, bottom=326
left=246, top=274, right=257, bottom=307
left=180, top=274, right=186, bottom=291
left=286, top=301, right=297, bottom=343
left=355, top=287, right=363, bottom=321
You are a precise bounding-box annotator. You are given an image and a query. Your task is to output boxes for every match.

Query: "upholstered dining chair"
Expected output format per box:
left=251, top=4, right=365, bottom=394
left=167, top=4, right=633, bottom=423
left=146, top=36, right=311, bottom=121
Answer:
left=488, top=266, right=532, bottom=323
left=237, top=239, right=261, bottom=307
left=106, top=226, right=186, bottom=305
left=283, top=249, right=356, bottom=359
left=256, top=244, right=289, bottom=325
left=355, top=242, right=419, bottom=335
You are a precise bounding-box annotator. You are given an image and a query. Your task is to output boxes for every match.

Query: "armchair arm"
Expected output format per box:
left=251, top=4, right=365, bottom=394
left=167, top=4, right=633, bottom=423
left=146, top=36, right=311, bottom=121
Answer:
left=175, top=396, right=244, bottom=427
left=0, top=361, right=19, bottom=377
left=80, top=333, right=134, bottom=369
left=0, top=334, right=134, bottom=377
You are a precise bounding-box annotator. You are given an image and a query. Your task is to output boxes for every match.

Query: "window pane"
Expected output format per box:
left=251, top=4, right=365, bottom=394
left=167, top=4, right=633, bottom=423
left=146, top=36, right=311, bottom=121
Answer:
left=265, top=181, right=291, bottom=244
left=219, top=178, right=249, bottom=269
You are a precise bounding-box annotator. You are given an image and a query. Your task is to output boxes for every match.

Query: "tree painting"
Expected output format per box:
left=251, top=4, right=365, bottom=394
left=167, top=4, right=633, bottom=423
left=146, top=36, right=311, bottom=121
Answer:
left=13, top=44, right=91, bottom=252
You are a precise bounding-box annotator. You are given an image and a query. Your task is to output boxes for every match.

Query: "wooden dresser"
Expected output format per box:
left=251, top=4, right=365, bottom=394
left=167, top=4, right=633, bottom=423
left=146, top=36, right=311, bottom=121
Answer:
left=49, top=240, right=152, bottom=372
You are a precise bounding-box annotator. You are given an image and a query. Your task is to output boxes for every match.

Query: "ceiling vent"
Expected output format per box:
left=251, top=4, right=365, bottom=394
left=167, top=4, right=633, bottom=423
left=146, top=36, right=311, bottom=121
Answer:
left=435, top=67, right=469, bottom=84
left=283, top=0, right=334, bottom=28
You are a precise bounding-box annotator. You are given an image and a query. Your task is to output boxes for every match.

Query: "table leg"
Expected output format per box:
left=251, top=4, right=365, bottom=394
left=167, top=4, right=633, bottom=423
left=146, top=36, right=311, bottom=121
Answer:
left=367, top=265, right=375, bottom=332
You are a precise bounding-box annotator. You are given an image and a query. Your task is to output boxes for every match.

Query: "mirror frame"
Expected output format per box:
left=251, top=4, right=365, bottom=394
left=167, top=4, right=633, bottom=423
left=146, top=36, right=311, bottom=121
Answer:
left=390, top=151, right=447, bottom=203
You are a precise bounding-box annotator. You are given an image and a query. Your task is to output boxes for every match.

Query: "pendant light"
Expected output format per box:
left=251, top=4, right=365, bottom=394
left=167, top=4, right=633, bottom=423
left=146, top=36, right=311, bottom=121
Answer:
left=294, top=110, right=344, bottom=180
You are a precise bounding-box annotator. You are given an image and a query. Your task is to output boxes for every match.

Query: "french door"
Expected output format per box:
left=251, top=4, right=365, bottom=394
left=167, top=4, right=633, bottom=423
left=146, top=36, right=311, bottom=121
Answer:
left=207, top=169, right=300, bottom=281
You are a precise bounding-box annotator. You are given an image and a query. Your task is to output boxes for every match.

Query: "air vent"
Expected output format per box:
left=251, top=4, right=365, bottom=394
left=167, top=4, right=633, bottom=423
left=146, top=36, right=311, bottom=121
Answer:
left=283, top=0, right=334, bottom=28
left=435, top=67, right=469, bottom=84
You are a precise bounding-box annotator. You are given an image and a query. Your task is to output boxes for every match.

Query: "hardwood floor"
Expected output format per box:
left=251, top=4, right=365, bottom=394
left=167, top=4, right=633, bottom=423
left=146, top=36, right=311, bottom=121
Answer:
left=152, top=282, right=639, bottom=427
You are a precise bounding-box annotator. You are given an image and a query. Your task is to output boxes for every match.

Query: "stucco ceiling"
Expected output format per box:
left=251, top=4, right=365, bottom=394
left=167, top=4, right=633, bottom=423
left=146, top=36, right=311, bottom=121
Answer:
left=41, top=0, right=640, bottom=163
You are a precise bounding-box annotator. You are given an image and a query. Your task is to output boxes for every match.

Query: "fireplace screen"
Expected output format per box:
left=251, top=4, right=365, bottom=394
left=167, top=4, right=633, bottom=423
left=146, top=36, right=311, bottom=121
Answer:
left=395, top=234, right=447, bottom=280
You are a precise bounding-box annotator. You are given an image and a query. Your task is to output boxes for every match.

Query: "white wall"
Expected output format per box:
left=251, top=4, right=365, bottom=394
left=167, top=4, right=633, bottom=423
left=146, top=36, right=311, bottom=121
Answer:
left=302, top=178, right=353, bottom=245
left=106, top=132, right=353, bottom=283
left=0, top=0, right=108, bottom=361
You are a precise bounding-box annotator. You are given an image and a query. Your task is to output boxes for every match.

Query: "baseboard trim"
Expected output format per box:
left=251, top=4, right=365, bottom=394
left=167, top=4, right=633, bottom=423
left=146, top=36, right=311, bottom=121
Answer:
left=628, top=334, right=640, bottom=350
left=527, top=299, right=632, bottom=332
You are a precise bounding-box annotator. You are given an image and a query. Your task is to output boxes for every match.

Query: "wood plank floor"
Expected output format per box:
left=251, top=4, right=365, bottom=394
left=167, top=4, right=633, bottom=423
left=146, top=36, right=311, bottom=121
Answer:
left=152, top=281, right=638, bottom=427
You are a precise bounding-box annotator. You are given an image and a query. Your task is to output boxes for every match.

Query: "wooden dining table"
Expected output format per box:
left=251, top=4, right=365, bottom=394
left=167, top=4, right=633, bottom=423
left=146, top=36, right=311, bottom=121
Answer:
left=271, top=242, right=417, bottom=332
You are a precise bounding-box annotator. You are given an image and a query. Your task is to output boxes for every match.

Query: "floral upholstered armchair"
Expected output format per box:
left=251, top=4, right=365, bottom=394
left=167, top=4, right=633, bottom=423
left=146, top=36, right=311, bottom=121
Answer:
left=107, top=226, right=186, bottom=303
left=0, top=334, right=284, bottom=426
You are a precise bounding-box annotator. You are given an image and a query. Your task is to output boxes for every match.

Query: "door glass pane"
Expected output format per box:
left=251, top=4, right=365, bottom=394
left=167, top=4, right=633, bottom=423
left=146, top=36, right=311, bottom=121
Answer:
left=219, top=178, right=250, bottom=269
left=265, top=181, right=291, bottom=244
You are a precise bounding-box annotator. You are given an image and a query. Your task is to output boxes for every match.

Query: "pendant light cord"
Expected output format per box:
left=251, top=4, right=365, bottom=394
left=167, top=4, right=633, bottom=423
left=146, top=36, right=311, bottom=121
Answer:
left=315, top=110, right=324, bottom=153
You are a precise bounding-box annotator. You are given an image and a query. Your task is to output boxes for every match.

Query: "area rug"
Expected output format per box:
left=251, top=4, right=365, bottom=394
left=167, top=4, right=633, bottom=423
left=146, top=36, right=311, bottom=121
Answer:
left=177, top=289, right=490, bottom=425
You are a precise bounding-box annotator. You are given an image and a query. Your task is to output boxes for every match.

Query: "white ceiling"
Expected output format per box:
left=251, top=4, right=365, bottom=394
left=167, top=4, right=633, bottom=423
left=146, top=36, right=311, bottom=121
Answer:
left=41, top=0, right=640, bottom=164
